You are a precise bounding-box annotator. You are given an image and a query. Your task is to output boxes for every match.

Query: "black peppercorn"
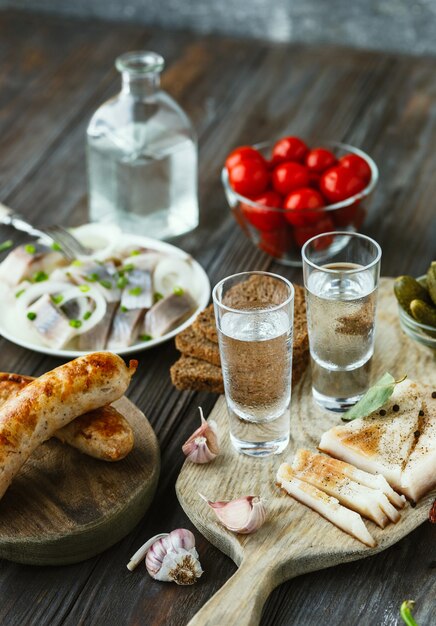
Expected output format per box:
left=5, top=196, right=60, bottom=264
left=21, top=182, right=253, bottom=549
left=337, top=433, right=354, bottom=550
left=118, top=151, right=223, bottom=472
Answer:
left=414, top=430, right=421, bottom=438
left=393, top=404, right=400, bottom=412
left=379, top=409, right=386, bottom=416
left=432, top=391, right=436, bottom=399
left=419, top=410, right=425, bottom=417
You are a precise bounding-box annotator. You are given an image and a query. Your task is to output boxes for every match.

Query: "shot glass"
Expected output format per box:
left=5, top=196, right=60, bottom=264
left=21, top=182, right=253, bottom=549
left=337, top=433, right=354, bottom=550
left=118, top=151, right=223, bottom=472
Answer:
left=302, top=231, right=382, bottom=412
left=212, top=271, right=294, bottom=457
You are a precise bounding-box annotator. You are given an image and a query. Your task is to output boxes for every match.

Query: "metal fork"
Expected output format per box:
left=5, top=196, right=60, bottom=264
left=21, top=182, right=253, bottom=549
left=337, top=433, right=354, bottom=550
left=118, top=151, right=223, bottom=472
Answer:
left=0, top=203, right=91, bottom=260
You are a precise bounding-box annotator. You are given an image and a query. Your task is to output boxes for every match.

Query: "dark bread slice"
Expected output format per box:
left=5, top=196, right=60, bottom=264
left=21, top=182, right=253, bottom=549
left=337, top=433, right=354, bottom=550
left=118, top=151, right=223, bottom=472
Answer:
left=192, top=304, right=217, bottom=344
left=173, top=280, right=309, bottom=394
left=193, top=282, right=308, bottom=358
left=170, top=356, right=224, bottom=394
left=175, top=326, right=221, bottom=367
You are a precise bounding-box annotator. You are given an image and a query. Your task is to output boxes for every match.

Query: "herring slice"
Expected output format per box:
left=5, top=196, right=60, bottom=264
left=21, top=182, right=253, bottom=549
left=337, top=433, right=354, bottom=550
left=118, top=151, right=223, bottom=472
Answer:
left=277, top=463, right=376, bottom=547
left=400, top=384, right=436, bottom=502
left=292, top=450, right=400, bottom=526
left=319, top=380, right=422, bottom=491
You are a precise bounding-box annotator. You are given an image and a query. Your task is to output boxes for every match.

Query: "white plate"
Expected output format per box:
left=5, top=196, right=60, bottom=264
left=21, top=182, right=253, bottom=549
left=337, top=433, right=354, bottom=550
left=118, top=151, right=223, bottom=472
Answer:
left=0, top=226, right=211, bottom=358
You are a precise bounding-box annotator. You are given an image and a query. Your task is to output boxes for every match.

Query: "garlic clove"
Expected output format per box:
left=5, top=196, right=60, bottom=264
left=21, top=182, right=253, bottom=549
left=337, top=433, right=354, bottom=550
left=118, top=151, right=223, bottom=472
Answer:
left=182, top=407, right=219, bottom=464
left=154, top=547, right=203, bottom=585
left=128, top=528, right=203, bottom=585
left=127, top=533, right=168, bottom=571
left=200, top=494, right=267, bottom=534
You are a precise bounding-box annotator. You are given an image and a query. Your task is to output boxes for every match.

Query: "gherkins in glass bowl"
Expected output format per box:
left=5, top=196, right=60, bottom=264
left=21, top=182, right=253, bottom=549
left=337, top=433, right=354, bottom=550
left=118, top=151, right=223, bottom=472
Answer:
left=394, top=263, right=436, bottom=348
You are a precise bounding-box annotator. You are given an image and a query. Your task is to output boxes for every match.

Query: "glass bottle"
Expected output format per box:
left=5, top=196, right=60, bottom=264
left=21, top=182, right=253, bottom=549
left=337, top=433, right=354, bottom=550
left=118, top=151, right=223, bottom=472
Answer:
left=87, top=51, right=199, bottom=240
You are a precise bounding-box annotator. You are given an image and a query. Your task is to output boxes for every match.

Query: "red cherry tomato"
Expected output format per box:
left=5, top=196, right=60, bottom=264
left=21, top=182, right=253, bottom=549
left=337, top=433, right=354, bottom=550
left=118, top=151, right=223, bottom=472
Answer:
left=305, top=148, right=337, bottom=173
left=320, top=166, right=366, bottom=203
left=283, top=187, right=325, bottom=227
left=229, top=160, right=269, bottom=197
left=259, top=226, right=294, bottom=258
left=271, top=136, right=308, bottom=164
left=272, top=162, right=309, bottom=196
left=308, top=172, right=321, bottom=189
left=241, top=191, right=285, bottom=232
left=225, top=146, right=265, bottom=171
left=293, top=216, right=335, bottom=249
left=339, top=153, right=371, bottom=182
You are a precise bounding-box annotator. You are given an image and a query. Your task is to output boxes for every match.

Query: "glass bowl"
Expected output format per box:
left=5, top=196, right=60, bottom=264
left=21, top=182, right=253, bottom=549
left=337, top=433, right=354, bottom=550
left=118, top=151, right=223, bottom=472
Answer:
left=397, top=276, right=436, bottom=349
left=222, top=140, right=378, bottom=266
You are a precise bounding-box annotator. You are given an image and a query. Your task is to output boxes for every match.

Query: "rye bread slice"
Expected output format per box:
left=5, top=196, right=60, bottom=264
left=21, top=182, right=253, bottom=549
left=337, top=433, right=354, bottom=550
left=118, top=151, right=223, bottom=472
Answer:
left=193, top=304, right=217, bottom=344
left=173, top=280, right=309, bottom=394
left=170, top=356, right=224, bottom=394
left=192, top=282, right=307, bottom=356
left=175, top=326, right=221, bottom=367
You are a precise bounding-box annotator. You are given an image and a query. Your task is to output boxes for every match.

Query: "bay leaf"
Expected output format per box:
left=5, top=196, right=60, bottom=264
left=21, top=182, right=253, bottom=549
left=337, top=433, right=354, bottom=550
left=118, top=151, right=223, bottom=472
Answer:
left=341, top=372, right=405, bottom=422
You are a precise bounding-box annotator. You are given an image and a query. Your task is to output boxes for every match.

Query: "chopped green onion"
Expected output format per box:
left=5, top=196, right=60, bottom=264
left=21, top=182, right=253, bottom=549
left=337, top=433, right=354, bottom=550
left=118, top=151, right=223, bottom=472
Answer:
left=33, top=271, right=49, bottom=283
left=69, top=319, right=82, bottom=329
left=400, top=601, right=419, bottom=626
left=154, top=292, right=164, bottom=302
left=130, top=250, right=140, bottom=256
left=121, top=305, right=128, bottom=313
left=71, top=259, right=82, bottom=267
left=51, top=294, right=64, bottom=305
left=79, top=284, right=91, bottom=293
left=84, top=272, right=99, bottom=282
left=51, top=242, right=62, bottom=252
left=99, top=279, right=112, bottom=289
left=83, top=311, right=92, bottom=321
left=27, top=311, right=37, bottom=321
left=0, top=240, right=13, bottom=252
left=117, top=276, right=129, bottom=289
left=173, top=286, right=184, bottom=296
left=140, top=334, right=152, bottom=342
left=128, top=286, right=142, bottom=296
left=122, top=263, right=135, bottom=272
left=25, top=244, right=36, bottom=255
left=15, top=289, right=25, bottom=298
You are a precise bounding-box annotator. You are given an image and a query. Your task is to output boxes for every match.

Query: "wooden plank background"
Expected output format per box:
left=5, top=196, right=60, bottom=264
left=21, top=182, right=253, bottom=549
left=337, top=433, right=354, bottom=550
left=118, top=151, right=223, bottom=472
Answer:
left=0, top=10, right=435, bottom=626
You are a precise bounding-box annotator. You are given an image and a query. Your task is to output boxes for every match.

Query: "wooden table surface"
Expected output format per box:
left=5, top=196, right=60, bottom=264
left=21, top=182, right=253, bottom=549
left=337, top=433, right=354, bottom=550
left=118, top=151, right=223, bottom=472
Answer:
left=0, top=10, right=435, bottom=626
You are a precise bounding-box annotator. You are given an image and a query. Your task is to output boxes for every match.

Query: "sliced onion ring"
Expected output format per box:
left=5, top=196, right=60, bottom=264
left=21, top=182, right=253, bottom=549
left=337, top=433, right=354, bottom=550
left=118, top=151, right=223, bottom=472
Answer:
left=17, top=281, right=107, bottom=336
left=153, top=257, right=197, bottom=298
left=56, top=286, right=107, bottom=335
left=69, top=223, right=122, bottom=262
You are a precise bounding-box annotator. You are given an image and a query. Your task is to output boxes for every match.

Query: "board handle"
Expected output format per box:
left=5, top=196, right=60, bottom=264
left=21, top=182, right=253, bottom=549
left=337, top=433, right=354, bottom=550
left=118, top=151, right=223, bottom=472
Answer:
left=187, top=554, right=275, bottom=626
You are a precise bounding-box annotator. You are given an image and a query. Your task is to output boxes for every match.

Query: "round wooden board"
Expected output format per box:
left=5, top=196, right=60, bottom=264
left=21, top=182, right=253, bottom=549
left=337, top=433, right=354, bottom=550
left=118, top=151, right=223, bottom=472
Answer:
left=0, top=396, right=160, bottom=566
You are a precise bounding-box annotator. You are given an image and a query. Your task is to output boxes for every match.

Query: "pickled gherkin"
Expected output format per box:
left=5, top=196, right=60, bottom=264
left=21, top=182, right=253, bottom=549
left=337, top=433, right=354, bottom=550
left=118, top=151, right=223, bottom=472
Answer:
left=426, top=262, right=436, bottom=306
left=410, top=299, right=436, bottom=328
left=393, top=275, right=431, bottom=313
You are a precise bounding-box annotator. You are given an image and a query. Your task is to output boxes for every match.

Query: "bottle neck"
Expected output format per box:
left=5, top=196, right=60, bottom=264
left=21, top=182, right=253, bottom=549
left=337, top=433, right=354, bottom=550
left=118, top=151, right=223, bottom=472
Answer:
left=121, top=72, right=160, bottom=98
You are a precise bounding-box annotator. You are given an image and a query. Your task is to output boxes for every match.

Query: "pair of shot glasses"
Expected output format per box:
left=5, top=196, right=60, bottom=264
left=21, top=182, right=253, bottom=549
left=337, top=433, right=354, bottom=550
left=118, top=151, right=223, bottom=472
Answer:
left=212, top=232, right=381, bottom=458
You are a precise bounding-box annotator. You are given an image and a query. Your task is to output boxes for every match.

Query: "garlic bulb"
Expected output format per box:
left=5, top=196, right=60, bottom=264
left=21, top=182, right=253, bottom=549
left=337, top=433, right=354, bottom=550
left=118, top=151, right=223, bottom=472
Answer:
left=200, top=494, right=266, bottom=534
left=182, top=407, right=219, bottom=464
left=127, top=529, right=203, bottom=585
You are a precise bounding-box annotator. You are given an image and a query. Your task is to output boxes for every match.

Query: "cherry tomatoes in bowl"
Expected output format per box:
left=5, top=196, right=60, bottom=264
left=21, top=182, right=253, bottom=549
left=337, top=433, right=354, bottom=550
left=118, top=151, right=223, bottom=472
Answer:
left=229, top=160, right=269, bottom=197
left=225, top=146, right=265, bottom=171
left=305, top=147, right=337, bottom=173
left=283, top=187, right=325, bottom=227
left=241, top=191, right=285, bottom=232
left=320, top=166, right=366, bottom=203
left=271, top=136, right=308, bottom=164
left=272, top=162, right=309, bottom=196
left=339, top=153, right=371, bottom=182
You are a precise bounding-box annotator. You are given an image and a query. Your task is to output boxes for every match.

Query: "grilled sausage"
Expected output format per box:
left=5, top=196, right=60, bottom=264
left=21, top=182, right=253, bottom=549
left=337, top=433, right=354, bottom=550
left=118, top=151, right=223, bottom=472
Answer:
left=0, top=372, right=134, bottom=462
left=0, top=352, right=137, bottom=500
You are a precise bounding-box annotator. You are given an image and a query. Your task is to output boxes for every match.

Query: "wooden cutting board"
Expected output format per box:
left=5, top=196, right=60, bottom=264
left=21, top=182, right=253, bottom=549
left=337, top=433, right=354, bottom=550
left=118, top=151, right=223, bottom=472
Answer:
left=0, top=396, right=160, bottom=566
left=176, top=278, right=436, bottom=626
